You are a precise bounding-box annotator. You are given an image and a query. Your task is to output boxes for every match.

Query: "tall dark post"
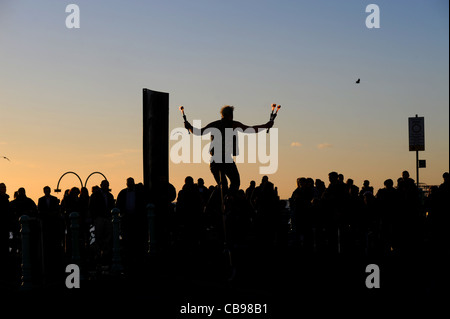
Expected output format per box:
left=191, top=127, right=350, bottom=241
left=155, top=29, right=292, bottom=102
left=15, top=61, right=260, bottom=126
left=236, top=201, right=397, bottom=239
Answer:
left=415, top=114, right=419, bottom=187
left=416, top=149, right=419, bottom=187
left=143, top=89, right=169, bottom=254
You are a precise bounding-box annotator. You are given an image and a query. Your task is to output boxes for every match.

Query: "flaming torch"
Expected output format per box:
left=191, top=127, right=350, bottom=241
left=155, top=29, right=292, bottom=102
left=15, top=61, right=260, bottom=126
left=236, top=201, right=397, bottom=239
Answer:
left=267, top=104, right=281, bottom=133
left=179, top=105, right=190, bottom=134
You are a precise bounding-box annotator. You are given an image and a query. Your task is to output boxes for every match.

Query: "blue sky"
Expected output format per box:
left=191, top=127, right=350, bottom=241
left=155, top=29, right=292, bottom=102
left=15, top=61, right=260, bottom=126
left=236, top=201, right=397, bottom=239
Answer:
left=0, top=0, right=448, bottom=201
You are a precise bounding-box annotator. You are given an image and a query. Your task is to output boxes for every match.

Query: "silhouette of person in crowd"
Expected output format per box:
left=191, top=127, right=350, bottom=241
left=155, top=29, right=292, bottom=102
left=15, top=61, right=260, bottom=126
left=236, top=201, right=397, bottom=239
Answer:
left=315, top=179, right=326, bottom=199
left=290, top=177, right=314, bottom=247
left=245, top=180, right=256, bottom=204
left=359, top=180, right=374, bottom=197
left=176, top=176, right=204, bottom=247
left=116, top=177, right=147, bottom=268
left=61, top=187, right=83, bottom=257
left=196, top=178, right=210, bottom=209
left=10, top=187, right=37, bottom=219
left=89, top=180, right=115, bottom=266
left=184, top=105, right=273, bottom=196
left=376, top=179, right=399, bottom=252
left=37, top=186, right=63, bottom=281
left=251, top=176, right=270, bottom=207
left=9, top=188, right=40, bottom=283
left=9, top=187, right=38, bottom=252
left=395, top=171, right=420, bottom=255
left=320, top=172, right=349, bottom=252
left=337, top=174, right=345, bottom=185
left=346, top=179, right=359, bottom=198
left=426, top=172, right=449, bottom=256
left=439, top=172, right=449, bottom=193
left=0, top=183, right=12, bottom=273
left=251, top=176, right=279, bottom=246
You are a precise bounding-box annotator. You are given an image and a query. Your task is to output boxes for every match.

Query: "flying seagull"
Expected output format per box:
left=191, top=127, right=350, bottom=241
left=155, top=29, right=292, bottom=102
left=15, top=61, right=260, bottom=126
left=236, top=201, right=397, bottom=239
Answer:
left=1, top=156, right=10, bottom=161
left=356, top=78, right=360, bottom=84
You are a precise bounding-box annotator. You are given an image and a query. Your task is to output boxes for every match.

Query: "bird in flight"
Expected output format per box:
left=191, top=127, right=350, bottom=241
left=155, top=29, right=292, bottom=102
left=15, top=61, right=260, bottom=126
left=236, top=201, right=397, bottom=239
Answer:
left=356, top=78, right=360, bottom=84
left=1, top=156, right=10, bottom=161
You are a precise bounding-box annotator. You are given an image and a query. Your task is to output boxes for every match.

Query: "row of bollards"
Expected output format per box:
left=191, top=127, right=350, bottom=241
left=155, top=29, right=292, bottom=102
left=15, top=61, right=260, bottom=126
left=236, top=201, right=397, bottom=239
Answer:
left=19, top=203, right=156, bottom=290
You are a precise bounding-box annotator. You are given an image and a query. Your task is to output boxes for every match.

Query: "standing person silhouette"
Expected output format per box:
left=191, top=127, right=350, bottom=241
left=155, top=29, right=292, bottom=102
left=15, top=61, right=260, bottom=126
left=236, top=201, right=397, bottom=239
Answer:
left=89, top=180, right=115, bottom=266
left=184, top=105, right=273, bottom=196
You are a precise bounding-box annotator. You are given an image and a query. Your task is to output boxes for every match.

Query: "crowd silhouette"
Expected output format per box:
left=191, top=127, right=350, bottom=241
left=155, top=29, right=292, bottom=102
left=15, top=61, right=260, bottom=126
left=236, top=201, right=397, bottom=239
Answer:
left=0, top=170, right=448, bottom=296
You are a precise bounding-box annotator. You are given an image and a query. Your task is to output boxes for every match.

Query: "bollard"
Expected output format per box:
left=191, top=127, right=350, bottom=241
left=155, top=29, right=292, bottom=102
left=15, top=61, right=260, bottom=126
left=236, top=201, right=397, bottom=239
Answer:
left=147, top=203, right=156, bottom=256
left=111, top=208, right=123, bottom=274
left=69, top=212, right=80, bottom=265
left=20, top=215, right=32, bottom=290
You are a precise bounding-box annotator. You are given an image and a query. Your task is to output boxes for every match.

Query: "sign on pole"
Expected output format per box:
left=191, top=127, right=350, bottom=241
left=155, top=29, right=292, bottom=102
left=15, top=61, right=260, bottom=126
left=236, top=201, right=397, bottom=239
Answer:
left=409, top=116, right=425, bottom=151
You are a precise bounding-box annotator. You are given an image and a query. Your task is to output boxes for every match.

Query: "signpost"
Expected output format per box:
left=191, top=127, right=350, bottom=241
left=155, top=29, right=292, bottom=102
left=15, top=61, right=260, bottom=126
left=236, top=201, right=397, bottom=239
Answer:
left=408, top=115, right=425, bottom=186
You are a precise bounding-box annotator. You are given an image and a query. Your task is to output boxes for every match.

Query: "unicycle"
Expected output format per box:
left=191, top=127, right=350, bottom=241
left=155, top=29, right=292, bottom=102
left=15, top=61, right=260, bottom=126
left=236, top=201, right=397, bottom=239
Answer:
left=218, top=170, right=236, bottom=282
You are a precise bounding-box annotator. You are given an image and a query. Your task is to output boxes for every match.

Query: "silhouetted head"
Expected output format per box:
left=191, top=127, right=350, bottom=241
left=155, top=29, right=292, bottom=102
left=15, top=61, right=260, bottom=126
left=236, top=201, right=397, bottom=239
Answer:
left=92, top=185, right=100, bottom=194
left=315, top=179, right=325, bottom=188
left=0, top=183, right=6, bottom=195
left=328, top=172, right=338, bottom=184
left=363, top=180, right=370, bottom=187
left=298, top=177, right=307, bottom=188
left=338, top=174, right=344, bottom=183
left=18, top=187, right=26, bottom=198
left=443, top=172, right=449, bottom=183
left=197, top=178, right=204, bottom=186
left=250, top=180, right=256, bottom=187
left=384, top=179, right=394, bottom=188
left=100, top=180, right=110, bottom=192
left=261, top=175, right=269, bottom=184
left=346, top=179, right=354, bottom=186
left=69, top=187, right=80, bottom=197
left=43, top=186, right=51, bottom=196
left=402, top=171, right=410, bottom=180
left=220, top=105, right=234, bottom=120
left=127, top=177, right=135, bottom=189
left=185, top=176, right=194, bottom=186
left=80, top=187, right=89, bottom=197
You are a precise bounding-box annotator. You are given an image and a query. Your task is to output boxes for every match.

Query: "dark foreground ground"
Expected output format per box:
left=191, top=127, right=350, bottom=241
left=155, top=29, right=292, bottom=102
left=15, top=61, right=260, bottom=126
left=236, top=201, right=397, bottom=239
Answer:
left=1, top=236, right=446, bottom=317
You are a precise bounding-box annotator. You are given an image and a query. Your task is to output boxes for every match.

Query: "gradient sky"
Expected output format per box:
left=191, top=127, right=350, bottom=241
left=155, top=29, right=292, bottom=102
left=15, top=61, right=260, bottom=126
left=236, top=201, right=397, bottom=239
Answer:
left=0, top=0, right=448, bottom=202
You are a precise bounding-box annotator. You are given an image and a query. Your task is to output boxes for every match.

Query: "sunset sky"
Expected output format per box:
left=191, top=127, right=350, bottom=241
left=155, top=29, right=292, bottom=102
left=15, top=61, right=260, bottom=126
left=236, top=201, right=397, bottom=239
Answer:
left=0, top=0, right=448, bottom=202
